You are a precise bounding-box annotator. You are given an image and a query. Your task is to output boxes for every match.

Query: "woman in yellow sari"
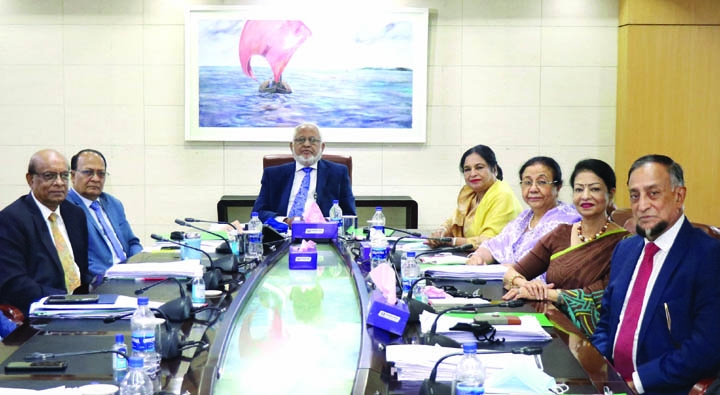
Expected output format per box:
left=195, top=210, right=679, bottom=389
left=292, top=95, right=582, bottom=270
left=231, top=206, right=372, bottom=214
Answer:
left=502, top=159, right=629, bottom=336
left=428, top=145, right=522, bottom=250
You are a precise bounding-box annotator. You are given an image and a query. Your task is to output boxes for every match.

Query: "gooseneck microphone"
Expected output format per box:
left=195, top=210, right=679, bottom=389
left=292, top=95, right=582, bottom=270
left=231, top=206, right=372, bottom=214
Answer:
left=134, top=277, right=192, bottom=323
left=389, top=235, right=453, bottom=261
left=420, top=306, right=479, bottom=348
left=175, top=218, right=233, bottom=255
left=24, top=349, right=128, bottom=362
left=151, top=233, right=233, bottom=275
left=184, top=217, right=238, bottom=231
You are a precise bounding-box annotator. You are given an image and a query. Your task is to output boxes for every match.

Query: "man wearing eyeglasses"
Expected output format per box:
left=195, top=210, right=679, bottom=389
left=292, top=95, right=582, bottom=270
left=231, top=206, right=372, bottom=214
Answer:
left=253, top=123, right=356, bottom=231
left=66, top=149, right=142, bottom=279
left=0, top=149, right=91, bottom=314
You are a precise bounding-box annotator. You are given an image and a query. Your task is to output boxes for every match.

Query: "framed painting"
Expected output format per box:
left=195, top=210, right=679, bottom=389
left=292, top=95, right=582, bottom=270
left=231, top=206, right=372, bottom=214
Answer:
left=185, top=6, right=428, bottom=143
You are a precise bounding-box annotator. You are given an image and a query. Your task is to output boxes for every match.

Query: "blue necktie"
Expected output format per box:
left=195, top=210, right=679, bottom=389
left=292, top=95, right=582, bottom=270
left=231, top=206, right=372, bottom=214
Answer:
left=289, top=167, right=312, bottom=218
left=90, top=201, right=127, bottom=262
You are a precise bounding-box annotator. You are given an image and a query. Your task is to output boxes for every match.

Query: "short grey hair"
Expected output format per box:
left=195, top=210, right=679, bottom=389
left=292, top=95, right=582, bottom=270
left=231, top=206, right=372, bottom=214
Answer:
left=628, top=154, right=685, bottom=188
left=293, top=123, right=323, bottom=141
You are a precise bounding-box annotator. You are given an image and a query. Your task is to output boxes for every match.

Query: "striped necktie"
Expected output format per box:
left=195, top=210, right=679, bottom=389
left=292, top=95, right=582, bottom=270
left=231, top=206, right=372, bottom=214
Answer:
left=48, top=213, right=81, bottom=292
left=613, top=241, right=660, bottom=380
left=289, top=167, right=312, bottom=218
left=90, top=201, right=127, bottom=261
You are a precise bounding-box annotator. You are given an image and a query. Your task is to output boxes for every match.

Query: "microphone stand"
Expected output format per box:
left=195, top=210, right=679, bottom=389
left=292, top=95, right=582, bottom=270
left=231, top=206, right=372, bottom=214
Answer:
left=175, top=218, right=235, bottom=256
left=134, top=276, right=192, bottom=323
left=184, top=217, right=238, bottom=231
left=414, top=244, right=474, bottom=259
left=24, top=349, right=128, bottom=362
left=151, top=234, right=231, bottom=281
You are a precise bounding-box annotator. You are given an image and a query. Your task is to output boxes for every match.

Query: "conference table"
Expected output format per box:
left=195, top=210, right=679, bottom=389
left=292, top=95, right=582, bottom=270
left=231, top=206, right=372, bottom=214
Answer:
left=0, top=235, right=632, bottom=394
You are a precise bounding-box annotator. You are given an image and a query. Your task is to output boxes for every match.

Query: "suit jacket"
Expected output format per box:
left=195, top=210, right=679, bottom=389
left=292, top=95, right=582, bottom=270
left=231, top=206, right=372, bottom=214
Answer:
left=0, top=194, right=90, bottom=314
left=252, top=159, right=356, bottom=223
left=592, top=218, right=720, bottom=395
left=66, top=189, right=143, bottom=277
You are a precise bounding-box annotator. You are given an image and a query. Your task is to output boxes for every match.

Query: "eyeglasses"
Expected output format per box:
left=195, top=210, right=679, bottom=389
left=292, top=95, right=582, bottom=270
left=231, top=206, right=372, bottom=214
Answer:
left=77, top=169, right=108, bottom=179
left=520, top=180, right=557, bottom=188
left=293, top=137, right=322, bottom=145
left=35, top=172, right=70, bottom=183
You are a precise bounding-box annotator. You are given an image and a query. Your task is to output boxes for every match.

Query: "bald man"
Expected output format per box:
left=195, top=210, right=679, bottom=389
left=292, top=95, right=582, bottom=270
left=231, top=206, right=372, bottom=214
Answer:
left=0, top=149, right=90, bottom=314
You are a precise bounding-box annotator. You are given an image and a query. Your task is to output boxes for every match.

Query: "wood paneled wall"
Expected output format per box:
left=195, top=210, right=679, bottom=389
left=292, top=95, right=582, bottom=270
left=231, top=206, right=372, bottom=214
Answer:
left=616, top=0, right=720, bottom=224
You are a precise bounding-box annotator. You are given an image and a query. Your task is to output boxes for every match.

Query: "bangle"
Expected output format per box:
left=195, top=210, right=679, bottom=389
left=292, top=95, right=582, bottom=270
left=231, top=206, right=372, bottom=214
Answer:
left=452, top=237, right=456, bottom=246
left=505, top=274, right=526, bottom=288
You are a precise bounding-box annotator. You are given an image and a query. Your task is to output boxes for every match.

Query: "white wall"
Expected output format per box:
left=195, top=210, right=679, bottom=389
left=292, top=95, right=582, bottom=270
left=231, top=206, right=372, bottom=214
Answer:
left=0, top=0, right=618, bottom=245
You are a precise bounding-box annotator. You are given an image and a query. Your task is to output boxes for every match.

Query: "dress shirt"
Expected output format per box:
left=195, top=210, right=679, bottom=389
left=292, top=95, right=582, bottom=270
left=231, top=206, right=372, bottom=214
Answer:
left=613, top=214, right=685, bottom=394
left=72, top=190, right=124, bottom=264
left=30, top=192, right=78, bottom=264
left=281, top=162, right=318, bottom=219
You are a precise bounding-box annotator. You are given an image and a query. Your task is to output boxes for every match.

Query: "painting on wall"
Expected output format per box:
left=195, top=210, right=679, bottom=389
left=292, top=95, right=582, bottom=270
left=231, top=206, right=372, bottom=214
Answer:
left=185, top=6, right=428, bottom=143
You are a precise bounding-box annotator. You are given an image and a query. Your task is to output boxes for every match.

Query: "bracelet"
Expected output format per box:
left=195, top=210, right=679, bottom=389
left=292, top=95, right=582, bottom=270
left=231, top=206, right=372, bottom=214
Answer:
left=505, top=273, right=526, bottom=289
left=452, top=237, right=456, bottom=246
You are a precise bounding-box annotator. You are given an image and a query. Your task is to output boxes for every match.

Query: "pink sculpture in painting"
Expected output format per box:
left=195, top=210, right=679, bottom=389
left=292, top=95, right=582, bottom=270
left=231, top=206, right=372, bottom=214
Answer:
left=238, top=20, right=312, bottom=94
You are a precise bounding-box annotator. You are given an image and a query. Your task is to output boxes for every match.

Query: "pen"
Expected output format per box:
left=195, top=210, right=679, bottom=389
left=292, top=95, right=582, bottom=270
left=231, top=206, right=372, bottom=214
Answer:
left=664, top=302, right=671, bottom=334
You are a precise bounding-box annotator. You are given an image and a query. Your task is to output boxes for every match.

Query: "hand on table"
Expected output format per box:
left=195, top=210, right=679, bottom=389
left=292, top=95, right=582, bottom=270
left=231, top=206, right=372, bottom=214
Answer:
left=502, top=280, right=555, bottom=301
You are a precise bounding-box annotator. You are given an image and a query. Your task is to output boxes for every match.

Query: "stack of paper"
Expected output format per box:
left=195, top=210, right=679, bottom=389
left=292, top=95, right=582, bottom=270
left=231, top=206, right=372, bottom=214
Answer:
left=423, top=264, right=508, bottom=280
left=419, top=311, right=551, bottom=343
left=29, top=295, right=163, bottom=319
left=105, top=260, right=203, bottom=278
left=386, top=344, right=538, bottom=382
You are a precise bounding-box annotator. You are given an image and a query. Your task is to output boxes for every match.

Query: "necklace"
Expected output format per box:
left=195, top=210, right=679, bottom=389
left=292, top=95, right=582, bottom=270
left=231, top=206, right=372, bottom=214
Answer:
left=577, top=217, right=610, bottom=242
left=527, top=214, right=536, bottom=231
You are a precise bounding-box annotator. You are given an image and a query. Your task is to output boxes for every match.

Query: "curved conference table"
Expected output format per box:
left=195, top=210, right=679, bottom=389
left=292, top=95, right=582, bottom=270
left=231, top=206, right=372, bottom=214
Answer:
left=0, top=238, right=630, bottom=395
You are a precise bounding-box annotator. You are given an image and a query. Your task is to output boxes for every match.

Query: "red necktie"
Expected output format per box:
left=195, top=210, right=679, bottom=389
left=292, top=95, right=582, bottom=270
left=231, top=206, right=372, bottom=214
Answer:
left=613, top=242, right=660, bottom=380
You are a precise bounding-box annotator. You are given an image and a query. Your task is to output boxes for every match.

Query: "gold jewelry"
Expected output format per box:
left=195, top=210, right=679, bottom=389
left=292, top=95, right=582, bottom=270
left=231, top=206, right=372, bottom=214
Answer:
left=577, top=217, right=610, bottom=242
left=504, top=273, right=526, bottom=289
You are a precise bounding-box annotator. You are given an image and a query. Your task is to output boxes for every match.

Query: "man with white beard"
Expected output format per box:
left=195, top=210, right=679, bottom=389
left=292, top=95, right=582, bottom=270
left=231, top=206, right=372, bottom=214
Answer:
left=252, top=123, right=356, bottom=231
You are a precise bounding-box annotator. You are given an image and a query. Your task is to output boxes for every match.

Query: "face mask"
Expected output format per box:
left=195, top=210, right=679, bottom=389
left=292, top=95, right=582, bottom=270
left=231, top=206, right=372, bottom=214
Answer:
left=485, top=364, right=569, bottom=394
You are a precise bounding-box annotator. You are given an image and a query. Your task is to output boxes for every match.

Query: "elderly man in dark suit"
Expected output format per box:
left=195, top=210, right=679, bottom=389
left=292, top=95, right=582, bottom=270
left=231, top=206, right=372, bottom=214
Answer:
left=252, top=123, right=356, bottom=230
left=0, top=149, right=90, bottom=314
left=592, top=155, right=720, bottom=395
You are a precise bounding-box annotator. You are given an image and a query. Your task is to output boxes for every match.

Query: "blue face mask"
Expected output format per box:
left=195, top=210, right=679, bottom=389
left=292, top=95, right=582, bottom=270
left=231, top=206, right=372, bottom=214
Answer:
left=485, top=364, right=569, bottom=394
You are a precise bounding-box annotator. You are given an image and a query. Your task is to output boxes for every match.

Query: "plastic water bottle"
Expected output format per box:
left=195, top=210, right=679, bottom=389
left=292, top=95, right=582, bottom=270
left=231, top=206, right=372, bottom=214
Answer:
left=370, top=227, right=388, bottom=270
left=191, top=274, right=206, bottom=305
left=401, top=251, right=420, bottom=299
left=371, top=206, right=386, bottom=233
left=130, top=297, right=160, bottom=391
left=454, top=343, right=486, bottom=395
left=120, top=356, right=154, bottom=395
left=246, top=212, right=263, bottom=261
left=329, top=199, right=343, bottom=237
left=113, top=333, right=128, bottom=383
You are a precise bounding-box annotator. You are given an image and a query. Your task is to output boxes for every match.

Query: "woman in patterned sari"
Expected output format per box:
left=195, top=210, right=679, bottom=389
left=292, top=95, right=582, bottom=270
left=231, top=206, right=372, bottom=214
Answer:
left=502, top=159, right=629, bottom=337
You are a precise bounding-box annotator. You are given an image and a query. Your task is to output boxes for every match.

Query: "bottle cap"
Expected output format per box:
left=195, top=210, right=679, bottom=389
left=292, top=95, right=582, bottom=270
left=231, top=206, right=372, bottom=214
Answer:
left=407, top=251, right=416, bottom=257
left=376, top=206, right=382, bottom=211
left=251, top=211, right=258, bottom=217
left=115, top=333, right=124, bottom=343
left=333, top=199, right=339, bottom=204
left=462, top=343, right=478, bottom=353
left=137, top=296, right=149, bottom=306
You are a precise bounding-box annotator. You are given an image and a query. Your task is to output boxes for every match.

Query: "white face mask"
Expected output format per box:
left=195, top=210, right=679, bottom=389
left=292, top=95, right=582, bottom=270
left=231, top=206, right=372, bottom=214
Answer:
left=485, top=364, right=569, bottom=394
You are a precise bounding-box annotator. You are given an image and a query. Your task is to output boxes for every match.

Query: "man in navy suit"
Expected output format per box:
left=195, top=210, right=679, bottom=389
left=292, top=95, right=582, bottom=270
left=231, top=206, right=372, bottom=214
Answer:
left=0, top=149, right=91, bottom=314
left=252, top=123, right=356, bottom=229
left=66, top=149, right=142, bottom=279
left=592, top=155, right=720, bottom=395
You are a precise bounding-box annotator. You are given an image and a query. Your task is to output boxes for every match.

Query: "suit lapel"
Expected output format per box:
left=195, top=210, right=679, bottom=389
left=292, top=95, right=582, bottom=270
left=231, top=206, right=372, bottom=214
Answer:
left=637, top=218, right=692, bottom=344
left=69, top=189, right=103, bottom=237
left=277, top=163, right=296, bottom=215
left=24, top=195, right=62, bottom=270
left=315, top=160, right=328, bottom=199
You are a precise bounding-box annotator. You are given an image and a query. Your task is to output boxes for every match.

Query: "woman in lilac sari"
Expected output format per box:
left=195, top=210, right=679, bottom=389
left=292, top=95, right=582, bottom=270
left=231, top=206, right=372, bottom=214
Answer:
left=467, top=156, right=580, bottom=265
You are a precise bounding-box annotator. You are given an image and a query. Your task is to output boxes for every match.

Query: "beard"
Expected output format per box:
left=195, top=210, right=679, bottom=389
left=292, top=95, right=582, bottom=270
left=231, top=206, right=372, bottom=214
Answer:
left=636, top=220, right=669, bottom=241
left=293, top=151, right=322, bottom=167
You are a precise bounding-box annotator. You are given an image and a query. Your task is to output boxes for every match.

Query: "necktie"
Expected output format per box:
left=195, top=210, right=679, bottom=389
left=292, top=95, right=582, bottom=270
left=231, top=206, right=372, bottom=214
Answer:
left=289, top=167, right=312, bottom=218
left=48, top=213, right=81, bottom=292
left=613, top=241, right=661, bottom=380
left=90, top=201, right=127, bottom=262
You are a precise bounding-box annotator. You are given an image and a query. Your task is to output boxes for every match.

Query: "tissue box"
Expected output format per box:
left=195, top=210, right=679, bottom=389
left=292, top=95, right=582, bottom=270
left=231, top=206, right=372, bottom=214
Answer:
left=366, top=290, right=409, bottom=335
left=289, top=245, right=318, bottom=270
left=291, top=221, right=339, bottom=241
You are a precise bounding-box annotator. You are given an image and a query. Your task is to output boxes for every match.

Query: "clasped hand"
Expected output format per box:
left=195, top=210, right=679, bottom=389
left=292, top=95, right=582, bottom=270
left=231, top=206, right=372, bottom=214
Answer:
left=502, top=280, right=555, bottom=301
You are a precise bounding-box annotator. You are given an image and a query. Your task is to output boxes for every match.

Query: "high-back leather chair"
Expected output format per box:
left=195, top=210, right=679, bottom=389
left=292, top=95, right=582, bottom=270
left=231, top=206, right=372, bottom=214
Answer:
left=262, top=154, right=353, bottom=184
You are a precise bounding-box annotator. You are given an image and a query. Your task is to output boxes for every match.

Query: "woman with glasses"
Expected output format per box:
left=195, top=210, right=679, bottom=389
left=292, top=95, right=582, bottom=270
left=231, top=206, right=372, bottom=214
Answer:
left=428, top=145, right=522, bottom=250
left=467, top=156, right=580, bottom=266
left=502, top=159, right=629, bottom=336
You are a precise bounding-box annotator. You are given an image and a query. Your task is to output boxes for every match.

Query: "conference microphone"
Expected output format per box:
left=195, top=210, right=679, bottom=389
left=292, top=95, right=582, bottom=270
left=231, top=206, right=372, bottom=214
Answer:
left=385, top=226, right=422, bottom=237
left=419, top=346, right=544, bottom=395
left=175, top=218, right=234, bottom=255
left=389, top=235, right=453, bottom=261
left=420, top=305, right=480, bottom=348
left=151, top=233, right=233, bottom=277
left=24, top=349, right=129, bottom=362
left=415, top=244, right=474, bottom=259
left=184, top=217, right=238, bottom=231
left=134, top=276, right=192, bottom=323
left=405, top=276, right=488, bottom=323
